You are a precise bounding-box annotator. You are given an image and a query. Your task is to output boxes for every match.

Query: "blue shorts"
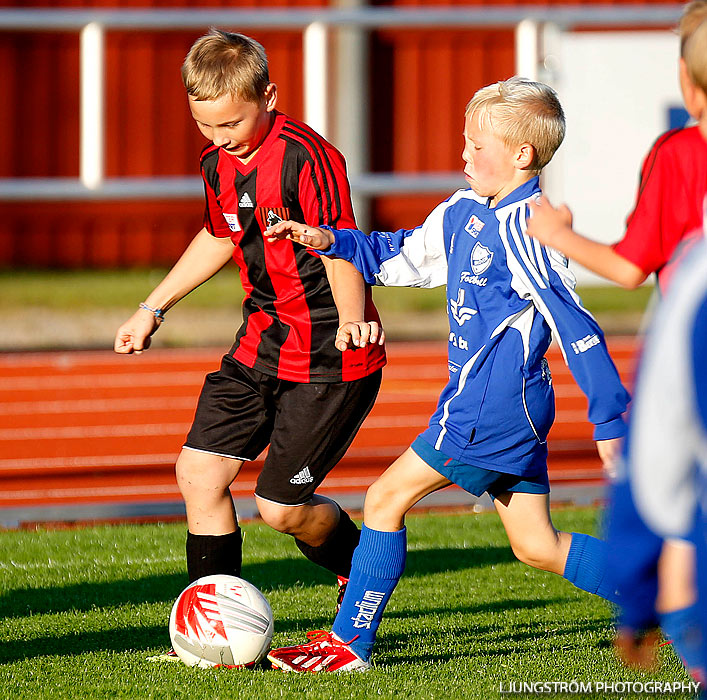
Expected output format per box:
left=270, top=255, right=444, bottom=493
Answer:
left=411, top=436, right=550, bottom=499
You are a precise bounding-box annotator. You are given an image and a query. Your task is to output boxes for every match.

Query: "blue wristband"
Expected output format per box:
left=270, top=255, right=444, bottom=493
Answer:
left=139, top=302, right=165, bottom=321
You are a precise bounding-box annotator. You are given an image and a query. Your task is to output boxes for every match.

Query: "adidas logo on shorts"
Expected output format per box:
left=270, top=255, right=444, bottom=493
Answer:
left=290, top=466, right=314, bottom=485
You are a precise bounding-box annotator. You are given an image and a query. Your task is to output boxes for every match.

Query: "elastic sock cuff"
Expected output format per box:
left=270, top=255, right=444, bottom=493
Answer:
left=563, top=531, right=584, bottom=581
left=352, top=524, right=407, bottom=578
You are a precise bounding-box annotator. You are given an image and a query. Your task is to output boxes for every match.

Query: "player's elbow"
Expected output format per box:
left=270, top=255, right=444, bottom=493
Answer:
left=613, top=261, right=648, bottom=289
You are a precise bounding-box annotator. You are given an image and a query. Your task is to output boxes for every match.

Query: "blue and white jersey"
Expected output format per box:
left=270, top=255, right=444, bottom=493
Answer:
left=328, top=177, right=629, bottom=476
left=608, top=240, right=707, bottom=631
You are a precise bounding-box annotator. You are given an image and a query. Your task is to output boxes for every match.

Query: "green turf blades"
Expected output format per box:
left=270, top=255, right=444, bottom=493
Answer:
left=0, top=511, right=691, bottom=699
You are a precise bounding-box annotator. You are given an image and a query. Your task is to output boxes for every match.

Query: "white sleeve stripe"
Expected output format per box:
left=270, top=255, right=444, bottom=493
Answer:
left=499, top=224, right=570, bottom=364
left=506, top=212, right=546, bottom=289
left=521, top=212, right=535, bottom=263
left=532, top=238, right=550, bottom=282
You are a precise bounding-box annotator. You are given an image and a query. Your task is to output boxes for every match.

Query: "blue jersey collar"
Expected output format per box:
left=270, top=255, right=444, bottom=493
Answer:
left=486, top=176, right=541, bottom=209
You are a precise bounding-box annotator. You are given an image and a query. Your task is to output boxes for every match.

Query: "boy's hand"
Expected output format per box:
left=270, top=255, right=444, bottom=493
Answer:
left=596, top=437, right=622, bottom=479
left=335, top=321, right=385, bottom=352
left=266, top=220, right=335, bottom=250
left=114, top=308, right=161, bottom=354
left=526, top=196, right=573, bottom=247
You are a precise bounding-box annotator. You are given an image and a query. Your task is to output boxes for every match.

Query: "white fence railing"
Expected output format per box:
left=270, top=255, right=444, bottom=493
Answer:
left=0, top=5, right=683, bottom=204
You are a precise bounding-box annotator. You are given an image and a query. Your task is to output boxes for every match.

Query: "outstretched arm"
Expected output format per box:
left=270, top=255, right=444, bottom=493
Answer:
left=267, top=220, right=334, bottom=250
left=114, top=228, right=235, bottom=354
left=527, top=196, right=647, bottom=289
left=268, top=221, right=383, bottom=350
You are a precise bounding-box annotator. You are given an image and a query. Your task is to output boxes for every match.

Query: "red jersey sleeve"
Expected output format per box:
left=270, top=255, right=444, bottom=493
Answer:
left=200, top=146, right=237, bottom=238
left=614, top=128, right=705, bottom=279
left=298, top=142, right=357, bottom=229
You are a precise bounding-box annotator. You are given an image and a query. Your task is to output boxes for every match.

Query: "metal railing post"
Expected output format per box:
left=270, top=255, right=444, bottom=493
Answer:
left=515, top=19, right=540, bottom=80
left=79, top=21, right=105, bottom=190
left=304, top=21, right=329, bottom=139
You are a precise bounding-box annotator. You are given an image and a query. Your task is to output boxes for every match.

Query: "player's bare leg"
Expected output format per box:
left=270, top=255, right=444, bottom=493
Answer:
left=493, top=491, right=571, bottom=574
left=657, top=540, right=696, bottom=613
left=653, top=540, right=704, bottom=681
left=148, top=449, right=246, bottom=662
left=269, top=449, right=451, bottom=673
left=256, top=493, right=364, bottom=611
left=255, top=493, right=340, bottom=546
left=363, top=447, right=452, bottom=531
left=176, top=448, right=244, bottom=534
left=495, top=490, right=617, bottom=602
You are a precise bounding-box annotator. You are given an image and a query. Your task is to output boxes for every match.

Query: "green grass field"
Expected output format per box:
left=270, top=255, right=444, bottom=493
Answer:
left=0, top=509, right=692, bottom=699
left=0, top=267, right=654, bottom=316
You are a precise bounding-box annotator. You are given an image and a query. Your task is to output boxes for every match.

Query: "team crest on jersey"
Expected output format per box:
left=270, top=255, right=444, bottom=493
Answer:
left=222, top=212, right=242, bottom=233
left=255, top=206, right=290, bottom=233
left=470, top=242, right=493, bottom=275
left=464, top=214, right=485, bottom=238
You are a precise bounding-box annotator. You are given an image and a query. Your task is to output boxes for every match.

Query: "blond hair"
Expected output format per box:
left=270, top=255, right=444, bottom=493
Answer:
left=465, top=77, right=565, bottom=172
left=684, top=19, right=707, bottom=92
left=679, top=1, right=707, bottom=54
left=182, top=28, right=270, bottom=102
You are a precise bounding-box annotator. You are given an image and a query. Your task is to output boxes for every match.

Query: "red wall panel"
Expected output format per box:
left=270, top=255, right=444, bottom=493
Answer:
left=0, top=0, right=679, bottom=267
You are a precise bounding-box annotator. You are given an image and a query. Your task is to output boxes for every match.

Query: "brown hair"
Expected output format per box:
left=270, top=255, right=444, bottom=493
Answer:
left=182, top=28, right=270, bottom=102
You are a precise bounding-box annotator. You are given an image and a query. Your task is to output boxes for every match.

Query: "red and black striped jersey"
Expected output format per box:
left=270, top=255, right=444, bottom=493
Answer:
left=200, top=111, right=386, bottom=383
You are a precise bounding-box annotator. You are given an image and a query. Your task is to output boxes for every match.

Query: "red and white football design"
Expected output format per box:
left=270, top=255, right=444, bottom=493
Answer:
left=168, top=574, right=274, bottom=668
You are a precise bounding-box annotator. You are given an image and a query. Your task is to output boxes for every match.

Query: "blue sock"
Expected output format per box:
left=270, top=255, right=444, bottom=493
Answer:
left=332, top=524, right=407, bottom=662
left=660, top=604, right=705, bottom=682
left=563, top=532, right=619, bottom=603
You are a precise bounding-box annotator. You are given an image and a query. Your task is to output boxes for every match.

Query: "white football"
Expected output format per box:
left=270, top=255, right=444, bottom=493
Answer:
left=168, top=574, right=274, bottom=668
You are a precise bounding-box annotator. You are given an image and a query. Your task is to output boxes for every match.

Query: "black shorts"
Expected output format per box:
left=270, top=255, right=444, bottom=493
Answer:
left=184, top=355, right=382, bottom=506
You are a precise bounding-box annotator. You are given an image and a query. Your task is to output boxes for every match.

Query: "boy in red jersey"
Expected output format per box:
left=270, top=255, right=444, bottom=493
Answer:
left=113, top=29, right=386, bottom=659
left=526, top=1, right=707, bottom=292
left=527, top=2, right=707, bottom=682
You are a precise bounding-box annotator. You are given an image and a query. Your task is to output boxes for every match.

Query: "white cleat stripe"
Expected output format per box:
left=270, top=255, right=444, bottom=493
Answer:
left=301, top=656, right=323, bottom=669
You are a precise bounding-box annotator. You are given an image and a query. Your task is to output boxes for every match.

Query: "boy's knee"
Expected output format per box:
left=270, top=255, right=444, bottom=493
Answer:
left=175, top=449, right=237, bottom=496
left=363, top=479, right=409, bottom=528
left=365, top=479, right=397, bottom=512
left=509, top=540, right=551, bottom=571
left=257, top=501, right=307, bottom=535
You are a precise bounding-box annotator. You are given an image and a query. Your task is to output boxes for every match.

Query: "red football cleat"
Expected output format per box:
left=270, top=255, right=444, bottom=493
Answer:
left=267, top=630, right=370, bottom=673
left=336, top=575, right=348, bottom=614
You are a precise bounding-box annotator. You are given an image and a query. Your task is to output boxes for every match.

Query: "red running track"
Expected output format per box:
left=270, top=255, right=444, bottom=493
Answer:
left=0, top=339, right=638, bottom=521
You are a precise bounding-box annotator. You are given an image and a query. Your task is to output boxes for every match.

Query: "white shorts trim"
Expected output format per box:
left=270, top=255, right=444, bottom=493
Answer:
left=182, top=445, right=253, bottom=462
left=254, top=493, right=310, bottom=508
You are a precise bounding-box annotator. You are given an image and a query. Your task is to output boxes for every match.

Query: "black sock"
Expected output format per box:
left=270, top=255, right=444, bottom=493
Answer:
left=294, top=507, right=361, bottom=578
left=186, top=529, right=242, bottom=583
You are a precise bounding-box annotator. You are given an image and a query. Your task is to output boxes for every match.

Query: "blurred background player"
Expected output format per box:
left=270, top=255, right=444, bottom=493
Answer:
left=526, top=0, right=707, bottom=292
left=527, top=4, right=707, bottom=681
left=113, top=29, right=386, bottom=659
left=265, top=78, right=629, bottom=672
left=607, top=231, right=707, bottom=691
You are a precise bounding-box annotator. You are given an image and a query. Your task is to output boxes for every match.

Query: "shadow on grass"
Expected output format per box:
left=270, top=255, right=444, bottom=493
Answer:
left=0, top=544, right=525, bottom=661
left=377, top=602, right=611, bottom=666
left=0, top=596, right=601, bottom=664
left=0, top=624, right=173, bottom=664
left=0, top=545, right=515, bottom=620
